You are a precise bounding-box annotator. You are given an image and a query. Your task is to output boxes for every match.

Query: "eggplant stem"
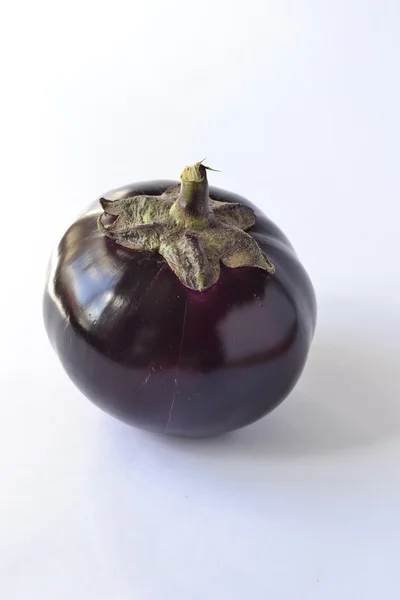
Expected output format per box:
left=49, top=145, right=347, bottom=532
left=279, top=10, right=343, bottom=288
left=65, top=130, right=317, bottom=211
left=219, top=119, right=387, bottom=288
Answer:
left=97, top=162, right=276, bottom=291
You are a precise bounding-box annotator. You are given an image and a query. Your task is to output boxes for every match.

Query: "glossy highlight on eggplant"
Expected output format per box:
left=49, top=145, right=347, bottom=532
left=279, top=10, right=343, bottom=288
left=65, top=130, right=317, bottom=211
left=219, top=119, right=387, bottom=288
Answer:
left=44, top=178, right=316, bottom=437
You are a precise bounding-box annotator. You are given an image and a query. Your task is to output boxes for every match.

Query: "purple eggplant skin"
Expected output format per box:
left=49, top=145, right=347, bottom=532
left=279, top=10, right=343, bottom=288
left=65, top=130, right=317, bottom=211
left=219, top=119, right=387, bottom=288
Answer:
left=43, top=180, right=317, bottom=438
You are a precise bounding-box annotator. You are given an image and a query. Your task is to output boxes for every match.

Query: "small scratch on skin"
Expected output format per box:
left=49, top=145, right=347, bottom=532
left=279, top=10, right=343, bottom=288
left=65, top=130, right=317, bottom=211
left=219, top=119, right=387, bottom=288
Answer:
left=63, top=314, right=72, bottom=334
left=136, top=263, right=166, bottom=311
left=146, top=263, right=166, bottom=295
left=142, top=372, right=151, bottom=386
left=166, top=296, right=188, bottom=432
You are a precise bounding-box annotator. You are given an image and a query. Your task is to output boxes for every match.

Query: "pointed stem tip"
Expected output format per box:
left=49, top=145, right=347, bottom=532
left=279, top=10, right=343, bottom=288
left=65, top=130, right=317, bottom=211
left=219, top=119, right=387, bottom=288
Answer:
left=180, top=160, right=220, bottom=184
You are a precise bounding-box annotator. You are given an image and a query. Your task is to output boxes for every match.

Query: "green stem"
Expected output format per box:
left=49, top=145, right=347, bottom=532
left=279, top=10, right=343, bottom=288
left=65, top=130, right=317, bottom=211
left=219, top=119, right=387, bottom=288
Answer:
left=98, top=160, right=275, bottom=291
left=170, top=161, right=211, bottom=227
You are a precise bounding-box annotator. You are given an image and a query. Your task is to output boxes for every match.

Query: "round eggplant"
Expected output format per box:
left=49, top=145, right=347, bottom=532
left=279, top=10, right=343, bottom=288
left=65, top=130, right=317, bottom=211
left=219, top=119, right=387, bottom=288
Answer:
left=44, top=162, right=316, bottom=437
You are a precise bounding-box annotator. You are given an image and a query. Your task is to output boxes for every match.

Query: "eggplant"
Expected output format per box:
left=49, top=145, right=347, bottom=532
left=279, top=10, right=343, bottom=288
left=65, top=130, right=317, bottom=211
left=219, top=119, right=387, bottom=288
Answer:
left=44, top=161, right=316, bottom=437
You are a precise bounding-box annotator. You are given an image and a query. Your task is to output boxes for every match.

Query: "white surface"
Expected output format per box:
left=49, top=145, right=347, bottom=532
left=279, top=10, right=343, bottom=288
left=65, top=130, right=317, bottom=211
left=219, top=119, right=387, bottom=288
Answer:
left=1, top=1, right=400, bottom=598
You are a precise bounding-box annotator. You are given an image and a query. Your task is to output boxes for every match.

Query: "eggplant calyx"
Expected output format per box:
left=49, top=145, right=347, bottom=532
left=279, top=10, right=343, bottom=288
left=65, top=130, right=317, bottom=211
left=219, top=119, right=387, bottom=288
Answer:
left=97, top=162, right=275, bottom=291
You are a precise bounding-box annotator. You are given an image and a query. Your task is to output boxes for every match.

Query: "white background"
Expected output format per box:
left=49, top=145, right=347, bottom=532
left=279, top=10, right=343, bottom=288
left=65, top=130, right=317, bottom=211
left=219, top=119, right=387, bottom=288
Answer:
left=1, top=1, right=400, bottom=598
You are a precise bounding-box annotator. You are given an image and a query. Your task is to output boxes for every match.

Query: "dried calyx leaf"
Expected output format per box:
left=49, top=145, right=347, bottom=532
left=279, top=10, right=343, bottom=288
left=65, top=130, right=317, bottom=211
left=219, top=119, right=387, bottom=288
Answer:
left=98, top=161, right=275, bottom=291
